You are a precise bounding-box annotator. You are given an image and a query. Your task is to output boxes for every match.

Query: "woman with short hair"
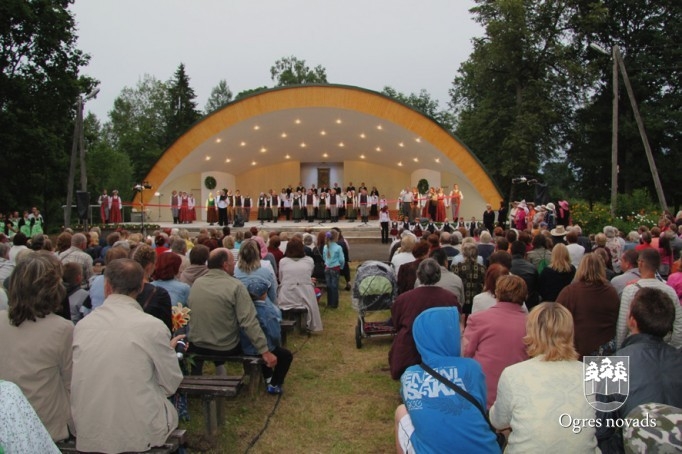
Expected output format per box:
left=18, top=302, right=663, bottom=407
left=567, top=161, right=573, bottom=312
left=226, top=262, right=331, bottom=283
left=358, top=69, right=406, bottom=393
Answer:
left=490, top=303, right=599, bottom=453
left=277, top=237, right=322, bottom=332
left=151, top=252, right=190, bottom=308
left=0, top=251, right=73, bottom=441
left=463, top=275, right=529, bottom=408
left=471, top=264, right=510, bottom=313
left=538, top=243, right=576, bottom=302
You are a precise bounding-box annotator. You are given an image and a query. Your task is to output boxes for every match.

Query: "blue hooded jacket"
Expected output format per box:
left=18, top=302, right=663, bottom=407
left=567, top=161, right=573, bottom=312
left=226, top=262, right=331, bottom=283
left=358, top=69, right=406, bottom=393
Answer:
left=400, top=307, right=500, bottom=453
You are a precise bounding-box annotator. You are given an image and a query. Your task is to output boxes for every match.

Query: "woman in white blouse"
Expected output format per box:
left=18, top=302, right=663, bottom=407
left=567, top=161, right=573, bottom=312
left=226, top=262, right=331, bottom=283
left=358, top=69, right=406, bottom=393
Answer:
left=489, top=303, right=599, bottom=453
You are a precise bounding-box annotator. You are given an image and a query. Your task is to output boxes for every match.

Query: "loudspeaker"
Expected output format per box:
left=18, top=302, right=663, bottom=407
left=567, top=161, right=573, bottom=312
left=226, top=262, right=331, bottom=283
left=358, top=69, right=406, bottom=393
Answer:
left=76, top=191, right=90, bottom=220
left=232, top=214, right=244, bottom=228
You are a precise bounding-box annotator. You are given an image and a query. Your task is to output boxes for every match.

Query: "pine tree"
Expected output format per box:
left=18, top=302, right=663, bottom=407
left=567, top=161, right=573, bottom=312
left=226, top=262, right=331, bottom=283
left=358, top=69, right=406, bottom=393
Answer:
left=166, top=63, right=201, bottom=145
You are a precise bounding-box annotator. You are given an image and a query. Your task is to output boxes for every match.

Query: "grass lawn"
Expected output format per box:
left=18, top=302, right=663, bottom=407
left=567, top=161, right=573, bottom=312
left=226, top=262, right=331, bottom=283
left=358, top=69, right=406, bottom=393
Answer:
left=181, top=266, right=400, bottom=453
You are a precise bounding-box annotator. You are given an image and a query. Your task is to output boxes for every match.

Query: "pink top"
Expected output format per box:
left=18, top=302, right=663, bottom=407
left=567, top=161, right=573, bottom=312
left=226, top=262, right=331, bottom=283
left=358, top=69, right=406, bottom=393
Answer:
left=462, top=301, right=529, bottom=408
left=667, top=272, right=682, bottom=300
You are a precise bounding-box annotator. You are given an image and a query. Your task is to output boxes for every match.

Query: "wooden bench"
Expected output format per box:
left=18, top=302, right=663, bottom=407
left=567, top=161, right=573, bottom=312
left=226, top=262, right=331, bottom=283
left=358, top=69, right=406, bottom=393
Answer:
left=178, top=375, right=243, bottom=438
left=57, top=429, right=186, bottom=453
left=281, top=307, right=309, bottom=334
left=190, top=354, right=264, bottom=397
left=280, top=319, right=296, bottom=346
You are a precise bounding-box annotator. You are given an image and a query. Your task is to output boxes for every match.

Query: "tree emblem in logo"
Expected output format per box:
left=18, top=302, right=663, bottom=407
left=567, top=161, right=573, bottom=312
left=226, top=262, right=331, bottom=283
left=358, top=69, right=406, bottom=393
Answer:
left=583, top=356, right=629, bottom=412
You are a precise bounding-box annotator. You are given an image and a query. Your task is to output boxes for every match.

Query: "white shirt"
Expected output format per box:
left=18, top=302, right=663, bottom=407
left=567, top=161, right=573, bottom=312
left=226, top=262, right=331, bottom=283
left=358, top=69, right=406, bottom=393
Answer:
left=566, top=243, right=585, bottom=267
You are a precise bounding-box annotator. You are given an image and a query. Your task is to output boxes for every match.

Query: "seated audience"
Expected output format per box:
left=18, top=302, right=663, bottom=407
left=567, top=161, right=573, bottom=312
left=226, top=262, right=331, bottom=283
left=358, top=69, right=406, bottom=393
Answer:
left=71, top=259, right=184, bottom=453
left=463, top=275, right=529, bottom=408
left=389, top=259, right=460, bottom=380
left=0, top=380, right=60, bottom=453
left=598, top=287, right=682, bottom=451
left=241, top=278, right=293, bottom=395
left=0, top=252, right=73, bottom=441
left=132, top=244, right=173, bottom=332
left=152, top=252, right=190, bottom=307
left=179, top=243, right=210, bottom=286
left=451, top=242, right=486, bottom=317
left=617, top=248, right=682, bottom=349
left=187, top=248, right=277, bottom=375
left=277, top=237, right=323, bottom=332
left=490, top=303, right=599, bottom=453
left=471, top=264, right=510, bottom=313
left=538, top=243, right=576, bottom=302
left=415, top=248, right=464, bottom=303
left=395, top=307, right=499, bottom=454
left=557, top=253, right=620, bottom=358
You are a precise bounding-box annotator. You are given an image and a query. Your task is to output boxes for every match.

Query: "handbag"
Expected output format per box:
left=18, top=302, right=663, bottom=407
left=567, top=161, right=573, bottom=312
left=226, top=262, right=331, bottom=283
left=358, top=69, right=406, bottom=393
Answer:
left=420, top=362, right=506, bottom=449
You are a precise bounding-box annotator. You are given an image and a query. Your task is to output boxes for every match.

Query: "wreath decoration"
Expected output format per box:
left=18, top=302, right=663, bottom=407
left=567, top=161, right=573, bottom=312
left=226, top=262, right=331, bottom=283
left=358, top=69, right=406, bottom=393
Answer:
left=204, top=176, right=217, bottom=190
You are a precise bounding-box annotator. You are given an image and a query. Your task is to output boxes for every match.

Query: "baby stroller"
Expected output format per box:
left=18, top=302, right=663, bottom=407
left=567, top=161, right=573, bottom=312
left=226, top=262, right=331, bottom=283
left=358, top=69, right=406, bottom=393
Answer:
left=352, top=260, right=397, bottom=348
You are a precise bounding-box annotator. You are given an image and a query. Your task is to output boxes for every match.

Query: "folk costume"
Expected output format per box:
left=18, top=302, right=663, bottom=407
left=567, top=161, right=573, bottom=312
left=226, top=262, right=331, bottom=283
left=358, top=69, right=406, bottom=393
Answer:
left=170, top=192, right=180, bottom=224
left=206, top=193, right=218, bottom=225
left=98, top=191, right=109, bottom=223
left=108, top=191, right=123, bottom=224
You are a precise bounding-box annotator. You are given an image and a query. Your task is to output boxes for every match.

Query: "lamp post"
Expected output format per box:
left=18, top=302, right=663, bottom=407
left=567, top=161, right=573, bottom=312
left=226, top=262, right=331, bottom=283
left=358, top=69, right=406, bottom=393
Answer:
left=65, top=87, right=100, bottom=228
left=154, top=191, right=162, bottom=221
left=590, top=43, right=667, bottom=215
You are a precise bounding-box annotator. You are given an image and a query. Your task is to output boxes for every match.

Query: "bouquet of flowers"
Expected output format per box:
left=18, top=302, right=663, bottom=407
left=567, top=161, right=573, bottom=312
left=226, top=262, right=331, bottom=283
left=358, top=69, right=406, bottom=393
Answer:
left=172, top=303, right=190, bottom=332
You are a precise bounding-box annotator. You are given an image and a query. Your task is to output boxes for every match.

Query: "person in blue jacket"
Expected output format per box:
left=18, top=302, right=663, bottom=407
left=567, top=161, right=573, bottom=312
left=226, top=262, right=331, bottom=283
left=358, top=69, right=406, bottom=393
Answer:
left=240, top=278, right=293, bottom=395
left=395, top=306, right=500, bottom=453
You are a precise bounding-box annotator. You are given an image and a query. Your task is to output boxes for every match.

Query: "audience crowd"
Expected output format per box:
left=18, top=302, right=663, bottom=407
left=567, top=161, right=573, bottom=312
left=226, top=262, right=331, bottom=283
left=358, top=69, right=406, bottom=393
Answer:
left=2, top=199, right=682, bottom=453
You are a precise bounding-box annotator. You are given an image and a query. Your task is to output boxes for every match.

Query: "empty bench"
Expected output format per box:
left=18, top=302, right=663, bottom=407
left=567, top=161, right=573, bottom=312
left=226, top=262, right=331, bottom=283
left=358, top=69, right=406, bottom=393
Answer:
left=280, top=319, right=296, bottom=346
left=57, top=429, right=186, bottom=453
left=178, top=375, right=243, bottom=438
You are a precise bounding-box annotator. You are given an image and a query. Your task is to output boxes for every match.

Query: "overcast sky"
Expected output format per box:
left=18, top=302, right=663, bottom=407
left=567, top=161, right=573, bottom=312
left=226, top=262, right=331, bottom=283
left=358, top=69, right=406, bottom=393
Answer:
left=71, top=0, right=483, bottom=121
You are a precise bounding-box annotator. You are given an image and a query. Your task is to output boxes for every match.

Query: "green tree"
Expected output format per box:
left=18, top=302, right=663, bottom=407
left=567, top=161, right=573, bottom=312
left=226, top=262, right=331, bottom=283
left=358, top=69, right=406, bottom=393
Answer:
left=382, top=86, right=455, bottom=132
left=0, top=0, right=93, bottom=227
left=166, top=63, right=201, bottom=144
left=270, top=56, right=328, bottom=86
left=107, top=74, right=169, bottom=183
left=451, top=0, right=589, bottom=198
left=235, top=86, right=269, bottom=100
left=204, top=79, right=233, bottom=114
left=569, top=0, right=682, bottom=210
left=84, top=113, right=134, bottom=202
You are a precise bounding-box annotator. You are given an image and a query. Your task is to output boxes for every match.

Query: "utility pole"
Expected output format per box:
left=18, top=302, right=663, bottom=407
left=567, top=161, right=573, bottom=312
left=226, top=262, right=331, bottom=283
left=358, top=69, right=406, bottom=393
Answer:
left=614, top=47, right=668, bottom=213
left=64, top=88, right=99, bottom=228
left=590, top=44, right=667, bottom=215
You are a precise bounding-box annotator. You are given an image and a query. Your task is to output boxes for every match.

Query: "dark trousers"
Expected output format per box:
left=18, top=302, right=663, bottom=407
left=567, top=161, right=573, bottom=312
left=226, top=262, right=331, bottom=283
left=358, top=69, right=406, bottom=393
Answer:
left=381, top=221, right=389, bottom=243
left=262, top=346, right=293, bottom=386
left=188, top=343, right=242, bottom=375
left=218, top=207, right=228, bottom=226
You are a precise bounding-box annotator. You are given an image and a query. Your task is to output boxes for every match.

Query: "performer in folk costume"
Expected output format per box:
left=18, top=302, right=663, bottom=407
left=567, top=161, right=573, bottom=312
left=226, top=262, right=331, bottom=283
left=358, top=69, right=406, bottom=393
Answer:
left=305, top=189, right=317, bottom=223
left=98, top=189, right=110, bottom=223
left=358, top=189, right=370, bottom=223
left=217, top=189, right=228, bottom=226
left=232, top=190, right=243, bottom=221
left=328, top=189, right=342, bottom=222
left=379, top=206, right=390, bottom=244
left=291, top=191, right=302, bottom=222
left=390, top=220, right=399, bottom=240
left=411, top=187, right=421, bottom=223
left=108, top=189, right=123, bottom=224
left=318, top=191, right=329, bottom=221
left=170, top=190, right=180, bottom=224
left=436, top=187, right=447, bottom=222
left=188, top=193, right=197, bottom=222
left=29, top=207, right=44, bottom=236
left=243, top=194, right=252, bottom=221
left=369, top=186, right=380, bottom=218
left=269, top=190, right=279, bottom=223
left=179, top=191, right=190, bottom=224
left=450, top=183, right=463, bottom=221
left=280, top=188, right=290, bottom=220
left=257, top=192, right=268, bottom=221
left=345, top=190, right=357, bottom=222
left=206, top=192, right=218, bottom=225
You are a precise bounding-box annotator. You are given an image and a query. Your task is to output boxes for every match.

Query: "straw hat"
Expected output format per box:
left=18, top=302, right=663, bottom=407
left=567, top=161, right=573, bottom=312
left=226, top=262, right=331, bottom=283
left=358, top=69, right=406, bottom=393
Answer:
left=546, top=202, right=556, bottom=212
left=551, top=225, right=568, bottom=236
